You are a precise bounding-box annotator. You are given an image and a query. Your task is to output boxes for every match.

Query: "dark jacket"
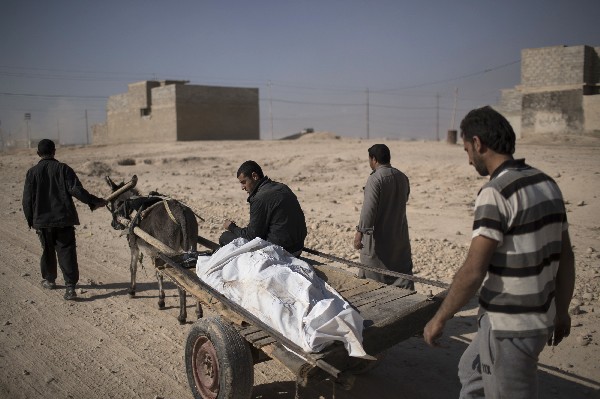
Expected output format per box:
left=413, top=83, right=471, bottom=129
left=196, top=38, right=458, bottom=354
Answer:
left=230, top=177, right=307, bottom=254
left=22, top=157, right=104, bottom=229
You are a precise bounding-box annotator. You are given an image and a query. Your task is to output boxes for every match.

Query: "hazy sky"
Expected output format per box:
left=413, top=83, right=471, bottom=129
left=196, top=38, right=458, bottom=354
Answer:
left=0, top=0, right=598, bottom=144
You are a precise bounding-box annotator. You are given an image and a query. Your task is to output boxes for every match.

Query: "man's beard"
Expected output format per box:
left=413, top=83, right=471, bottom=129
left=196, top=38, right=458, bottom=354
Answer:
left=473, top=156, right=489, bottom=177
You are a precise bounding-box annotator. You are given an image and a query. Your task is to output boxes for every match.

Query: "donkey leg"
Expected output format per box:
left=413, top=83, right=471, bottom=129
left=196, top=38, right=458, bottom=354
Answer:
left=128, top=239, right=139, bottom=298
left=177, top=287, right=187, bottom=324
left=156, top=268, right=166, bottom=309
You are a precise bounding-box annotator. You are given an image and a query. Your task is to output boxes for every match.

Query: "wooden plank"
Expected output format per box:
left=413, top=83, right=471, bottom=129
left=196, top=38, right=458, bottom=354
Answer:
left=358, top=293, right=426, bottom=325
left=335, top=280, right=380, bottom=298
left=237, top=325, right=263, bottom=336
left=244, top=330, right=272, bottom=342
left=347, top=286, right=403, bottom=307
left=252, top=336, right=278, bottom=348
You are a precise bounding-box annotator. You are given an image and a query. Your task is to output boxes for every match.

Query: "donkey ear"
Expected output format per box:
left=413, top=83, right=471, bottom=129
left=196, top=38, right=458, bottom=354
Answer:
left=105, top=176, right=118, bottom=191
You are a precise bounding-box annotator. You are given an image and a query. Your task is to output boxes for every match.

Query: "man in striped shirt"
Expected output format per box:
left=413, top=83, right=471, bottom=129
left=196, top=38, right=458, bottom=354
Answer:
left=423, top=106, right=575, bottom=398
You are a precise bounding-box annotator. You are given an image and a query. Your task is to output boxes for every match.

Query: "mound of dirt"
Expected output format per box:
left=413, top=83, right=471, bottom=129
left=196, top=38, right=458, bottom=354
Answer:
left=79, top=160, right=112, bottom=176
left=298, top=131, right=340, bottom=140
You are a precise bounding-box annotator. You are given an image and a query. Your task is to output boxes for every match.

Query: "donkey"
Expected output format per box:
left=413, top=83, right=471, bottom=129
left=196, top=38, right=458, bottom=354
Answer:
left=105, top=176, right=198, bottom=324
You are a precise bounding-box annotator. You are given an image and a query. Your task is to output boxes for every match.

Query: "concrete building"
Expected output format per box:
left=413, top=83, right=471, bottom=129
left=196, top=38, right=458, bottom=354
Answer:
left=497, top=45, right=600, bottom=138
left=93, top=80, right=259, bottom=144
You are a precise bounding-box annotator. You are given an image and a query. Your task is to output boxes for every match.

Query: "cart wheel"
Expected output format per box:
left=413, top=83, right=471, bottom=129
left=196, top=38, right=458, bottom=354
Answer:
left=185, top=317, right=253, bottom=399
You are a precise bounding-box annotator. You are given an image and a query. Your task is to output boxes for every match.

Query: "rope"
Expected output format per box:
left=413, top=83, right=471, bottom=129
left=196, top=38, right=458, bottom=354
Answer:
left=163, top=200, right=180, bottom=226
left=302, top=246, right=450, bottom=289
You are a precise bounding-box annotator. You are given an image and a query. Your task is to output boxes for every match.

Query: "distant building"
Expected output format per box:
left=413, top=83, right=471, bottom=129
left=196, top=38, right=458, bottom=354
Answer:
left=497, top=45, right=600, bottom=137
left=93, top=80, right=259, bottom=144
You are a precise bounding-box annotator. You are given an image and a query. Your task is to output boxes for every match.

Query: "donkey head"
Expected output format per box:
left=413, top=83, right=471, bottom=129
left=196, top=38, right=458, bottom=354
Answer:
left=105, top=175, right=140, bottom=229
left=105, top=176, right=139, bottom=203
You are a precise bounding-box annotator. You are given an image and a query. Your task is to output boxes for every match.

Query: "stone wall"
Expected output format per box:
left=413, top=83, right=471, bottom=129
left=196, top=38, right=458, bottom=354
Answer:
left=498, top=45, right=599, bottom=136
left=583, top=94, right=600, bottom=133
left=521, top=89, right=584, bottom=136
left=521, top=45, right=587, bottom=87
left=105, top=82, right=177, bottom=144
left=175, top=85, right=259, bottom=140
left=95, top=81, right=259, bottom=144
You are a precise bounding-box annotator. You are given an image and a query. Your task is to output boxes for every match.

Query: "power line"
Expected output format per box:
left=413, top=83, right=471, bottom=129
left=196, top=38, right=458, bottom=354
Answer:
left=0, top=91, right=107, bottom=100
left=0, top=59, right=519, bottom=95
left=382, top=60, right=520, bottom=92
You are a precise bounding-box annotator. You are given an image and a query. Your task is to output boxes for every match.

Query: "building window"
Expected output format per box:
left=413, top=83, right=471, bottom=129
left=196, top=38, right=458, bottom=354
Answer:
left=140, top=108, right=151, bottom=117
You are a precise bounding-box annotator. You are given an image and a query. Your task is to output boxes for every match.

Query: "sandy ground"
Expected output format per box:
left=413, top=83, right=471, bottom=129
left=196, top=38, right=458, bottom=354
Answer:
left=1, top=134, right=599, bottom=399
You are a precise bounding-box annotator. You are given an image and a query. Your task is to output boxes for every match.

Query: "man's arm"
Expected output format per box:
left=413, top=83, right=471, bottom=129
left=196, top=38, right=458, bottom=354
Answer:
left=353, top=231, right=363, bottom=250
left=22, top=171, right=34, bottom=228
left=358, top=175, right=379, bottom=230
left=354, top=175, right=379, bottom=250
left=64, top=165, right=106, bottom=209
left=423, top=235, right=498, bottom=347
left=229, top=199, right=269, bottom=240
left=549, top=229, right=575, bottom=346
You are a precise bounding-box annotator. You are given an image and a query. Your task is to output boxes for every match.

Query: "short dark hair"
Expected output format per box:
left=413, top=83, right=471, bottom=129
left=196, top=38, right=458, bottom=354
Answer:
left=368, top=144, right=391, bottom=164
left=237, top=160, right=264, bottom=179
left=460, top=106, right=515, bottom=155
left=37, top=139, right=56, bottom=156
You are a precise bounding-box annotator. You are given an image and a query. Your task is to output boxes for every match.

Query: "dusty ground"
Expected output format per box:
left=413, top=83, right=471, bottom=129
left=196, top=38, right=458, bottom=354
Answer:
left=1, top=134, right=599, bottom=399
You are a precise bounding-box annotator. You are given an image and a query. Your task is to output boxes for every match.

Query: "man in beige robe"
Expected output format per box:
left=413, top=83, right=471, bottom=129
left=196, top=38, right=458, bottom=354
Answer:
left=353, top=144, right=414, bottom=289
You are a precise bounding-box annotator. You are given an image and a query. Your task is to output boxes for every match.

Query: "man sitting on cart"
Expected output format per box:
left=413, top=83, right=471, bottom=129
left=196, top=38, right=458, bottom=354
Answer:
left=220, top=160, right=307, bottom=256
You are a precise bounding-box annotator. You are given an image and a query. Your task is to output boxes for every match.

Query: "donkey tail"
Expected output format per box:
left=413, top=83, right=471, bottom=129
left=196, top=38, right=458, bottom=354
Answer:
left=168, top=201, right=198, bottom=252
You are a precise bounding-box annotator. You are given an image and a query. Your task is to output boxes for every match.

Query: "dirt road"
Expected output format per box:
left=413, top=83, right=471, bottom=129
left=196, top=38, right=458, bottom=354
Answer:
left=1, top=137, right=598, bottom=398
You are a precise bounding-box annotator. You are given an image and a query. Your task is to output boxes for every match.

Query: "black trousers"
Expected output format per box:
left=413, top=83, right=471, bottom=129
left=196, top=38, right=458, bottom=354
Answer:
left=37, top=226, right=79, bottom=287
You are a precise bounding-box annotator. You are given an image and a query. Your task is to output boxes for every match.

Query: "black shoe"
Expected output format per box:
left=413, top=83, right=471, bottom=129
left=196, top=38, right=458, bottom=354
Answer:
left=41, top=279, right=56, bottom=290
left=64, top=287, right=77, bottom=300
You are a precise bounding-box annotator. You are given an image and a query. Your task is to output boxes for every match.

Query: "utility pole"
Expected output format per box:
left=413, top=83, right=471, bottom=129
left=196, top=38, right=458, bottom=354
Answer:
left=366, top=88, right=370, bottom=140
left=25, top=113, right=31, bottom=148
left=85, top=109, right=89, bottom=145
left=57, top=119, right=61, bottom=145
left=436, top=93, right=440, bottom=141
left=450, top=87, right=458, bottom=130
left=268, top=81, right=273, bottom=140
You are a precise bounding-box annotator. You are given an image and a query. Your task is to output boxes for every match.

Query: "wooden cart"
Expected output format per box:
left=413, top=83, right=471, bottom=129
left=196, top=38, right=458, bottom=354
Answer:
left=151, top=235, right=447, bottom=399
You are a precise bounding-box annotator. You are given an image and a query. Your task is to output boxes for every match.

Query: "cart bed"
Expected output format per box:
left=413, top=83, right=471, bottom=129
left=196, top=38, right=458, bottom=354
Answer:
left=158, top=249, right=443, bottom=381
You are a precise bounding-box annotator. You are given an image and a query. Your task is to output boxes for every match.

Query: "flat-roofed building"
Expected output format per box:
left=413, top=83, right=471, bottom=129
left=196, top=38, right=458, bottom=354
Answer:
left=93, top=80, right=259, bottom=144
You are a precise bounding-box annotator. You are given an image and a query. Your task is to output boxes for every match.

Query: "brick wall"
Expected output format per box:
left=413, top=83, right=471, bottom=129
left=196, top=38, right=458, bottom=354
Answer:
left=521, top=89, right=584, bottom=136
left=521, top=45, right=586, bottom=87
left=498, top=45, right=599, bottom=136
left=175, top=85, right=259, bottom=140
left=583, top=95, right=600, bottom=133
left=498, top=89, right=522, bottom=113
left=98, top=81, right=259, bottom=144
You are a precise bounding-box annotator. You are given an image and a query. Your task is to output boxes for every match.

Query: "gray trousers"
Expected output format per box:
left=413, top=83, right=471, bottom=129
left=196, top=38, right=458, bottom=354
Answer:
left=458, top=312, right=549, bottom=399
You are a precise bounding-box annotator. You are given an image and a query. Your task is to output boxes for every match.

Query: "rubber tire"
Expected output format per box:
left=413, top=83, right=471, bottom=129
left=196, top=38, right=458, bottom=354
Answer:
left=185, top=317, right=254, bottom=399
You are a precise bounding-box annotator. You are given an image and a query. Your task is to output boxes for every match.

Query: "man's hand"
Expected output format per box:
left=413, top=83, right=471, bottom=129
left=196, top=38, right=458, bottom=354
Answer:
left=548, top=312, right=571, bottom=346
left=222, top=220, right=234, bottom=230
left=90, top=199, right=108, bottom=211
left=353, top=231, right=363, bottom=250
left=423, top=316, right=446, bottom=347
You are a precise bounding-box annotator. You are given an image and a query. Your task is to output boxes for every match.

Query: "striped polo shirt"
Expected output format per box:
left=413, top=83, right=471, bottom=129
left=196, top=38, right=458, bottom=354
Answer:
left=473, top=159, right=568, bottom=337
